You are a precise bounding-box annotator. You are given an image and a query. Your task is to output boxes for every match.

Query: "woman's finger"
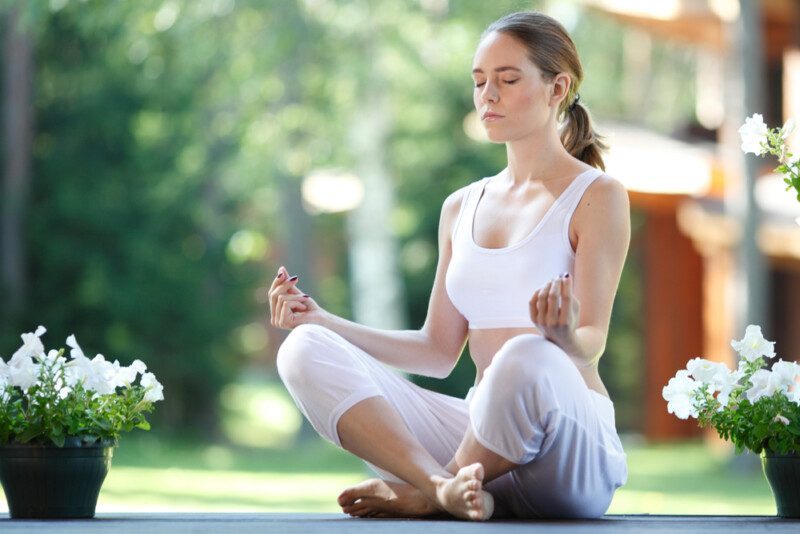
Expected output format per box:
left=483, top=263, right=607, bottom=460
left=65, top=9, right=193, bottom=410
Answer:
left=278, top=296, right=309, bottom=328
left=538, top=281, right=552, bottom=323
left=547, top=279, right=560, bottom=325
left=559, top=274, right=571, bottom=323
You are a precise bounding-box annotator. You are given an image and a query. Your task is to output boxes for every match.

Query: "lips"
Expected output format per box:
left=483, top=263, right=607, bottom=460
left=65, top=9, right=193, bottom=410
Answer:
left=482, top=111, right=503, bottom=120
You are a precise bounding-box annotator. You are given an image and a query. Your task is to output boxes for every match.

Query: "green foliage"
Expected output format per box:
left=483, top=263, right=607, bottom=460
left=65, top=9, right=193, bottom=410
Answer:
left=695, top=358, right=800, bottom=455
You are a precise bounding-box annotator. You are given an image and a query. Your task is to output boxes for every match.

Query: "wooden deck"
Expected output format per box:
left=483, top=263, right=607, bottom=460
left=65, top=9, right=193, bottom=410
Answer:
left=1, top=513, right=800, bottom=532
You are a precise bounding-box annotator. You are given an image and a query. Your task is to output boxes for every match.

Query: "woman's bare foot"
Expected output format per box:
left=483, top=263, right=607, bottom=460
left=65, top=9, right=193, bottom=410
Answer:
left=337, top=478, right=442, bottom=518
left=433, top=463, right=494, bottom=521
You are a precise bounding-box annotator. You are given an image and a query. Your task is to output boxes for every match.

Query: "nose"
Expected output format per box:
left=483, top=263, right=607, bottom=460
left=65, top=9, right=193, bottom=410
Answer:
left=479, top=80, right=499, bottom=104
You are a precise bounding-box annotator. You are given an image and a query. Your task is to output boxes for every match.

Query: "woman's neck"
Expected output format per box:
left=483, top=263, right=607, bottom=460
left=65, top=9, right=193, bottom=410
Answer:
left=503, top=126, right=574, bottom=187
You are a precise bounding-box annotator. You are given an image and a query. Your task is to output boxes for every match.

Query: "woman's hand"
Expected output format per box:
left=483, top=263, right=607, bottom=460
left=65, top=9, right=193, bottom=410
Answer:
left=268, top=265, right=324, bottom=330
left=529, top=273, right=580, bottom=348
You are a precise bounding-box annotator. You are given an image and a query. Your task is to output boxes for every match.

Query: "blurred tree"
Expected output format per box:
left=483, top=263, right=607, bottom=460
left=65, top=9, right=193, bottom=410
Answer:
left=0, top=0, right=700, bottom=438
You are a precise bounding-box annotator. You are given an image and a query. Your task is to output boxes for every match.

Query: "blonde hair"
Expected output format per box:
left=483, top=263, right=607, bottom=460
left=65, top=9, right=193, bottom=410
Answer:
left=482, top=11, right=607, bottom=170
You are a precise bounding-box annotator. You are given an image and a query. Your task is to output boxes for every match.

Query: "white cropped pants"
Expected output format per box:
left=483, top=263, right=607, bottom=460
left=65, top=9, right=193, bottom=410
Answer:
left=276, top=323, right=628, bottom=519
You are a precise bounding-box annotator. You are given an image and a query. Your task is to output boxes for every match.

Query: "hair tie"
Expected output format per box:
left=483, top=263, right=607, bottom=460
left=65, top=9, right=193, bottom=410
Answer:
left=569, top=93, right=580, bottom=112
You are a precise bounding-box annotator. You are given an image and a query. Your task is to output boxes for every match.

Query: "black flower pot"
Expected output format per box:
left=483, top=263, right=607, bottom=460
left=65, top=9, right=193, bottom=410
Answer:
left=0, top=437, right=115, bottom=519
left=761, top=449, right=800, bottom=518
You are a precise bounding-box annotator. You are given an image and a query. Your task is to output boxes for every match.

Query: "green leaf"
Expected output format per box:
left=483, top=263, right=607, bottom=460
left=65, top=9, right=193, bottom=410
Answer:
left=48, top=433, right=65, bottom=447
left=135, top=420, right=151, bottom=431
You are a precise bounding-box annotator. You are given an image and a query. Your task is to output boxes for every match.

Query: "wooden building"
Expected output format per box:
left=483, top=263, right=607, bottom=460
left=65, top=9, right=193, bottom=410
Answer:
left=582, top=0, right=800, bottom=441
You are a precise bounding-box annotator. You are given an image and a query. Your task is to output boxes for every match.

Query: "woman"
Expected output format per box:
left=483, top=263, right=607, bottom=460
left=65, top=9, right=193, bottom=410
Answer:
left=268, top=11, right=630, bottom=521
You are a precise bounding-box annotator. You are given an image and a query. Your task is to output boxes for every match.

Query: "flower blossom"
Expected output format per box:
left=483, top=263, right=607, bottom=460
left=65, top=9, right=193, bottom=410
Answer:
left=9, top=325, right=47, bottom=364
left=730, top=325, right=776, bottom=362
left=781, top=117, right=796, bottom=140
left=140, top=372, right=164, bottom=403
left=662, top=370, right=702, bottom=419
left=774, top=414, right=791, bottom=425
left=738, top=113, right=770, bottom=155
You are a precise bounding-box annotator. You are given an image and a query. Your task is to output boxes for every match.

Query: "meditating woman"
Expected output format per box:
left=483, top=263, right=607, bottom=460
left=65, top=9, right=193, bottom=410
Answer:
left=268, top=10, right=630, bottom=521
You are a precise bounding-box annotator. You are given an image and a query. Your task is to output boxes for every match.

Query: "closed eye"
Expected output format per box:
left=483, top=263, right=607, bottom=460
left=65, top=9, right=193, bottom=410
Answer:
left=474, top=80, right=519, bottom=88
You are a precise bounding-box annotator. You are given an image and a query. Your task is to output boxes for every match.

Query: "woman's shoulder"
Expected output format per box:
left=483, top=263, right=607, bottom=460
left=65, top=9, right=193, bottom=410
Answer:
left=442, top=177, right=489, bottom=214
left=576, top=171, right=630, bottom=224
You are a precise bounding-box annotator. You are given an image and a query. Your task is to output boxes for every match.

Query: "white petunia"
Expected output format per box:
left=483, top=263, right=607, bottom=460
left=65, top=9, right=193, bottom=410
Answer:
left=781, top=117, right=796, bottom=140
left=66, top=334, right=86, bottom=360
left=774, top=414, right=791, bottom=425
left=771, top=359, right=800, bottom=402
left=87, top=355, right=116, bottom=395
left=7, top=356, right=39, bottom=393
left=662, top=370, right=701, bottom=419
left=111, top=360, right=142, bottom=388
left=716, top=363, right=745, bottom=408
left=745, top=369, right=777, bottom=403
left=130, top=359, right=147, bottom=375
left=731, top=325, right=776, bottom=362
left=739, top=114, right=770, bottom=155
left=686, top=357, right=730, bottom=385
left=9, top=325, right=47, bottom=365
left=140, top=372, right=164, bottom=403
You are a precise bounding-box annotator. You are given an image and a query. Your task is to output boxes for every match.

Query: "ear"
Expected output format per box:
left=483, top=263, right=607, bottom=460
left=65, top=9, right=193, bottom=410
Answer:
left=549, top=72, right=572, bottom=109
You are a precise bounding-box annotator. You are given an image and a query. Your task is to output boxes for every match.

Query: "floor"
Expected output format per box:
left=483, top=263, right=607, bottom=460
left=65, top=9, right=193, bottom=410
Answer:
left=1, top=513, right=800, bottom=533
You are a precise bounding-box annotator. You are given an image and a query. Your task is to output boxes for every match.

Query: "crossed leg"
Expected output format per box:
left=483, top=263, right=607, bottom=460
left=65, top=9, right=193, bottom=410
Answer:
left=334, top=396, right=520, bottom=520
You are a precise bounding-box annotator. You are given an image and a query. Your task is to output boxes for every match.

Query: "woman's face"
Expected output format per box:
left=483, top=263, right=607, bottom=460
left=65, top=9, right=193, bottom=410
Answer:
left=471, top=31, right=568, bottom=143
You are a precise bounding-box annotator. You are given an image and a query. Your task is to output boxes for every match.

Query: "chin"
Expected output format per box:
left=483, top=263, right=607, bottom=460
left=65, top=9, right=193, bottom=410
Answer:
left=484, top=130, right=511, bottom=143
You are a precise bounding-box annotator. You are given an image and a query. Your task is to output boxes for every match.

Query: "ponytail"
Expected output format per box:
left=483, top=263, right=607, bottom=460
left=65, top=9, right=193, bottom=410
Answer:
left=561, top=98, right=607, bottom=171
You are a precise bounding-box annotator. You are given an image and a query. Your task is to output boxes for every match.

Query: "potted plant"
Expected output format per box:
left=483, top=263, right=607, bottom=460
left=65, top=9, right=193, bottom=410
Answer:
left=663, top=325, right=800, bottom=517
left=0, top=326, right=164, bottom=518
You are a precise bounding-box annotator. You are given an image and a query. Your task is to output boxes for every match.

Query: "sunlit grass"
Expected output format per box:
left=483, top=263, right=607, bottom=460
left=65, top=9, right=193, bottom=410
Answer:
left=0, top=435, right=778, bottom=515
left=608, top=438, right=775, bottom=515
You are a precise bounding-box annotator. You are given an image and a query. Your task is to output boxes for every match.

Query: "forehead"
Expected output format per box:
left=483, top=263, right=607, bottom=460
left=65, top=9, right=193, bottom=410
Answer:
left=472, top=31, right=531, bottom=70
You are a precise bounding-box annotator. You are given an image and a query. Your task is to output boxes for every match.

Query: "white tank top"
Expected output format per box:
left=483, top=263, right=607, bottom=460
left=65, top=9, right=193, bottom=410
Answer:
left=445, top=168, right=604, bottom=329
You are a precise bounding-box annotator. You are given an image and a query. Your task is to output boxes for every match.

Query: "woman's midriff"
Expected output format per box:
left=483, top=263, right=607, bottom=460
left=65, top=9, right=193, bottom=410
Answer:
left=468, top=326, right=610, bottom=399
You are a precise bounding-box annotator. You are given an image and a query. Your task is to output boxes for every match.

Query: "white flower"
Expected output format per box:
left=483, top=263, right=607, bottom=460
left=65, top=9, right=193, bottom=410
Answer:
left=9, top=325, right=47, bottom=365
left=662, top=370, right=701, bottom=419
left=87, top=355, right=116, bottom=395
left=771, top=359, right=800, bottom=402
left=745, top=369, right=777, bottom=403
left=111, top=360, right=144, bottom=388
left=0, top=363, right=10, bottom=401
left=774, top=414, right=791, bottom=425
left=140, top=372, right=164, bottom=403
left=730, top=325, right=776, bottom=362
left=7, top=356, right=39, bottom=393
left=781, top=117, right=796, bottom=140
left=66, top=334, right=86, bottom=360
left=38, top=349, right=66, bottom=368
left=686, top=357, right=730, bottom=385
left=739, top=114, right=770, bottom=155
left=716, top=363, right=745, bottom=408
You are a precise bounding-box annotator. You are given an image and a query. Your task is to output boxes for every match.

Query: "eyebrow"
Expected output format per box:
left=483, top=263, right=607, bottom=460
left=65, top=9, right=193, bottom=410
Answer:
left=471, top=66, right=522, bottom=74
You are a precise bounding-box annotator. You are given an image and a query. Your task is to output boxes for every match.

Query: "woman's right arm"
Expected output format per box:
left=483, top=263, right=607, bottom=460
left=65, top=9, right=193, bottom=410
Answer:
left=270, top=188, right=470, bottom=379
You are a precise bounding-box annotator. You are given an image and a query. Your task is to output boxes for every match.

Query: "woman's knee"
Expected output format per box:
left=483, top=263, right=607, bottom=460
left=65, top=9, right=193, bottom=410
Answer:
left=489, top=334, right=573, bottom=385
left=275, top=323, right=335, bottom=386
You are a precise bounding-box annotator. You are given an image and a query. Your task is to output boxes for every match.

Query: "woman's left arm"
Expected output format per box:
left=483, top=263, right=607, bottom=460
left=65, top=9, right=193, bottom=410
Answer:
left=529, top=176, right=631, bottom=367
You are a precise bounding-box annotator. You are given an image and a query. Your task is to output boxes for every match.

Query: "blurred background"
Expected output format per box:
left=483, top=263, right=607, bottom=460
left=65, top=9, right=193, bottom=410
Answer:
left=1, top=0, right=799, bottom=515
